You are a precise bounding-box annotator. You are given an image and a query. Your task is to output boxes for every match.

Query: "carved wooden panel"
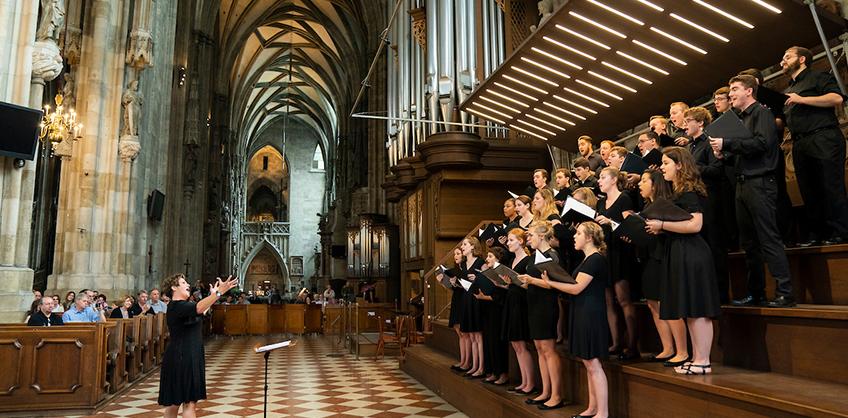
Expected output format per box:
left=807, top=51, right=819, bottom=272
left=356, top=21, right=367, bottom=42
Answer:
left=247, top=304, right=269, bottom=335
left=224, top=305, right=248, bottom=335
left=0, top=339, right=22, bottom=395
left=30, top=338, right=84, bottom=394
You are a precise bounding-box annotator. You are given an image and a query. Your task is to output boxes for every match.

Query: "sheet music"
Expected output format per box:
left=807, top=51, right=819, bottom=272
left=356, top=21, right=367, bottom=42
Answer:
left=561, top=196, right=597, bottom=219
left=534, top=250, right=553, bottom=264
left=458, top=278, right=472, bottom=291
left=507, top=190, right=519, bottom=198
left=255, top=340, right=292, bottom=353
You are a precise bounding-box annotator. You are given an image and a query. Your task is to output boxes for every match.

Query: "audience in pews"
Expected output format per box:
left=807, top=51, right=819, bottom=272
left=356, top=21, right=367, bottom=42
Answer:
left=149, top=288, right=168, bottom=314
left=62, top=290, right=106, bottom=323
left=578, top=135, right=606, bottom=171
left=130, top=290, right=151, bottom=316
left=51, top=294, right=64, bottom=313
left=62, top=290, right=76, bottom=311
left=110, top=296, right=136, bottom=319
left=27, top=296, right=64, bottom=326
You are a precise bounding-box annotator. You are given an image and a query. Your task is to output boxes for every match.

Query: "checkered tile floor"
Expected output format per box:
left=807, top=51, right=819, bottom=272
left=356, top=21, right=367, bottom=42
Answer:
left=82, top=335, right=466, bottom=417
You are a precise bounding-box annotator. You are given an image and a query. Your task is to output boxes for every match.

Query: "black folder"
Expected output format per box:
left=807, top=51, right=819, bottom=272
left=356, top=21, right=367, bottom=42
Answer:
left=473, top=269, right=498, bottom=295
left=561, top=196, right=597, bottom=223
left=620, top=152, right=648, bottom=175
left=640, top=198, right=693, bottom=222
left=658, top=132, right=677, bottom=147
left=704, top=110, right=751, bottom=139
left=478, top=223, right=502, bottom=242
left=615, top=214, right=654, bottom=248
left=481, top=264, right=513, bottom=287
left=533, top=251, right=576, bottom=284
left=436, top=265, right=459, bottom=288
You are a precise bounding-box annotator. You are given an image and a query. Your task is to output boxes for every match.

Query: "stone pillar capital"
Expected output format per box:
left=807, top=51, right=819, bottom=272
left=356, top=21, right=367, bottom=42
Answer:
left=52, top=137, right=74, bottom=160
left=126, top=29, right=154, bottom=69
left=31, top=41, right=63, bottom=82
left=119, top=135, right=141, bottom=162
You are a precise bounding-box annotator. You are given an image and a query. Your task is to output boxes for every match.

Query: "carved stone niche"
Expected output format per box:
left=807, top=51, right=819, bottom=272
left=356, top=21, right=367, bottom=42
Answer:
left=417, top=131, right=489, bottom=172
left=392, top=159, right=416, bottom=189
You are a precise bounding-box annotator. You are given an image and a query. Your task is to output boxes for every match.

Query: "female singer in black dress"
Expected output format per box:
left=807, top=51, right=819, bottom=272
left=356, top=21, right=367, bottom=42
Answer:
left=595, top=166, right=639, bottom=360
left=437, top=248, right=471, bottom=371
left=647, top=148, right=721, bottom=375
left=474, top=247, right=510, bottom=385
left=500, top=228, right=536, bottom=394
left=510, top=195, right=535, bottom=231
left=518, top=222, right=564, bottom=410
left=637, top=169, right=689, bottom=365
left=159, top=274, right=237, bottom=417
left=459, top=237, right=487, bottom=377
left=543, top=222, right=611, bottom=418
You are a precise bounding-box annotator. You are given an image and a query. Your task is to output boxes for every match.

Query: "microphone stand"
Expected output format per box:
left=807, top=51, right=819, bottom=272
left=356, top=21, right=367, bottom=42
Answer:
left=263, top=350, right=270, bottom=418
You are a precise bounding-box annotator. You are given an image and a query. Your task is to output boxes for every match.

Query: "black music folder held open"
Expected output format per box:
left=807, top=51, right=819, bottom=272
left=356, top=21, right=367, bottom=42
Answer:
left=640, top=198, right=693, bottom=222
left=533, top=251, right=576, bottom=284
left=704, top=110, right=752, bottom=139
left=561, top=196, right=597, bottom=223
left=615, top=214, right=654, bottom=248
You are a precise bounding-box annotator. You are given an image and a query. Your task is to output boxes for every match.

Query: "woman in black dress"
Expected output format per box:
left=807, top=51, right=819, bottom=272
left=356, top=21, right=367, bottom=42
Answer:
left=473, top=247, right=510, bottom=385
left=595, top=166, right=639, bottom=360
left=501, top=228, right=536, bottom=394
left=532, top=189, right=569, bottom=345
left=159, top=273, right=237, bottom=417
left=437, top=248, right=471, bottom=372
left=647, top=148, right=721, bottom=375
left=509, top=195, right=535, bottom=231
left=458, top=237, right=486, bottom=377
left=544, top=222, right=611, bottom=418
left=637, top=169, right=689, bottom=365
left=518, top=222, right=564, bottom=410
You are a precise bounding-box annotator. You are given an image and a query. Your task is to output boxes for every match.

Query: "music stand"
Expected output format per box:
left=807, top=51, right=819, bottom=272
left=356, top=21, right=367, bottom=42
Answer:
left=254, top=340, right=295, bottom=418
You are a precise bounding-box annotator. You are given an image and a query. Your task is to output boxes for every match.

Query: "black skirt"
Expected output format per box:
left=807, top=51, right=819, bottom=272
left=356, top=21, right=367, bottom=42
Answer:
left=527, top=286, right=559, bottom=340
left=501, top=284, right=530, bottom=341
left=660, top=233, right=722, bottom=320
left=569, top=254, right=610, bottom=360
left=448, top=287, right=465, bottom=327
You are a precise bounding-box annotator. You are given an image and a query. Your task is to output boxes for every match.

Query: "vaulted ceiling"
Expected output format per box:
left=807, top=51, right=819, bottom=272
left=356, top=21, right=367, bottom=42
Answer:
left=219, top=0, right=372, bottom=159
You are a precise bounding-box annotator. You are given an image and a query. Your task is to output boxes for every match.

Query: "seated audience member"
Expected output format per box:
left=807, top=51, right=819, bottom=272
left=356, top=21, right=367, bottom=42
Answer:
left=110, top=296, right=135, bottom=319
left=599, top=139, right=615, bottom=166
left=578, top=135, right=606, bottom=171
left=63, top=291, right=76, bottom=311
left=638, top=132, right=663, bottom=168
left=51, top=294, right=65, bottom=313
left=668, top=102, right=690, bottom=145
left=130, top=290, right=151, bottom=316
left=571, top=158, right=600, bottom=197
left=524, top=168, right=551, bottom=197
left=237, top=293, right=251, bottom=305
left=323, top=284, right=336, bottom=304
left=62, top=292, right=105, bottom=323
left=148, top=288, right=168, bottom=313
left=27, top=296, right=64, bottom=326
left=33, top=289, right=42, bottom=301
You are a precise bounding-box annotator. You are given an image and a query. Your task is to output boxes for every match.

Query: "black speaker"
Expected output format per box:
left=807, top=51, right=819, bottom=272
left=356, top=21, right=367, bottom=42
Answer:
left=331, top=244, right=346, bottom=259
left=0, top=101, right=42, bottom=161
left=147, top=189, right=165, bottom=221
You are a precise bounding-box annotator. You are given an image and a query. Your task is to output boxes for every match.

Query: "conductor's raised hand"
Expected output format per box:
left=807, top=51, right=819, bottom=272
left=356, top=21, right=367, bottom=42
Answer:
left=211, top=275, right=238, bottom=295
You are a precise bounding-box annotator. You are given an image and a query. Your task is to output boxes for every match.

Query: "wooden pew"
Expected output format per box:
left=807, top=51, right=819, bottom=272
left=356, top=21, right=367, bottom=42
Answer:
left=138, top=315, right=153, bottom=373
left=148, top=313, right=162, bottom=367
left=104, top=319, right=127, bottom=394
left=157, top=313, right=169, bottom=365
left=123, top=316, right=141, bottom=382
left=0, top=322, right=115, bottom=415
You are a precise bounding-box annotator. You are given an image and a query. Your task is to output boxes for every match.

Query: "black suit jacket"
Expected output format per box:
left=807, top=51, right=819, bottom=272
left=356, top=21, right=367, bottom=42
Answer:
left=27, top=311, right=64, bottom=326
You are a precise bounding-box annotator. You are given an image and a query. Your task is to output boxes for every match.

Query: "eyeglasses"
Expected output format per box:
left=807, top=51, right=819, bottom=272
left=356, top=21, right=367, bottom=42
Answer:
left=714, top=96, right=729, bottom=101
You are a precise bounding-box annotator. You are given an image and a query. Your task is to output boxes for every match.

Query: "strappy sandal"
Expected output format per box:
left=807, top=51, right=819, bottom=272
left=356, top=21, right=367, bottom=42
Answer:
left=675, top=363, right=711, bottom=375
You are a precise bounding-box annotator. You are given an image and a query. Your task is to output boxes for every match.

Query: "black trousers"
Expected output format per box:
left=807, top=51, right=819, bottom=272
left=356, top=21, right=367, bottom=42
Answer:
left=736, top=176, right=793, bottom=298
left=793, top=130, right=848, bottom=240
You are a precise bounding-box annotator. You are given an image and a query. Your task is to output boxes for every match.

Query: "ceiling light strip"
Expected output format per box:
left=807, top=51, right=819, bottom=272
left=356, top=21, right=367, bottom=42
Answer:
left=615, top=50, right=670, bottom=75
left=587, top=0, right=645, bottom=25
left=569, top=11, right=627, bottom=38
left=601, top=61, right=652, bottom=84
left=636, top=0, right=664, bottom=12
left=552, top=94, right=598, bottom=114
left=503, top=74, right=549, bottom=95
left=488, top=89, right=530, bottom=108
left=510, top=124, right=549, bottom=140
left=563, top=87, right=610, bottom=107
left=693, top=0, right=755, bottom=29
left=525, top=113, right=566, bottom=131
left=545, top=100, right=587, bottom=120
left=494, top=81, right=539, bottom=102
left=511, top=66, right=559, bottom=87
left=521, top=57, right=572, bottom=80
left=543, top=36, right=596, bottom=60
left=466, top=107, right=506, bottom=125
left=587, top=71, right=638, bottom=93
left=472, top=102, right=512, bottom=119
left=480, top=95, right=520, bottom=113
left=632, top=40, right=687, bottom=65
left=575, top=79, right=624, bottom=100
left=516, top=118, right=557, bottom=136
left=534, top=108, right=577, bottom=126
left=669, top=13, right=729, bottom=42
left=750, top=0, right=781, bottom=13
left=649, top=27, right=707, bottom=54
left=556, top=25, right=612, bottom=50
left=531, top=47, right=584, bottom=70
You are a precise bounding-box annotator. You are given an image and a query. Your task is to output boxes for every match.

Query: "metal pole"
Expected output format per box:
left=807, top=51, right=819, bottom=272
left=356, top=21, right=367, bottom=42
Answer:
left=806, top=0, right=847, bottom=95
left=351, top=112, right=509, bottom=130
left=354, top=302, right=360, bottom=360
left=349, top=0, right=405, bottom=117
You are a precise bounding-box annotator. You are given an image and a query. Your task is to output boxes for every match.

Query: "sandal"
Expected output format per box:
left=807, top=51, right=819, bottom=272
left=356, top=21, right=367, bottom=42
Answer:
left=675, top=363, right=711, bottom=375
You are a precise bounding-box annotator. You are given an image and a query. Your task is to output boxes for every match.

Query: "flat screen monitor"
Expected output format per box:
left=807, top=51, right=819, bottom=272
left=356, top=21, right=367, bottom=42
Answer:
left=0, top=101, right=42, bottom=160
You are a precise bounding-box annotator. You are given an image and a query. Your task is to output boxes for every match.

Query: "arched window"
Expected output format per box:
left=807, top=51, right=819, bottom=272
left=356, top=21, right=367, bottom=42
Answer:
left=311, top=144, right=325, bottom=170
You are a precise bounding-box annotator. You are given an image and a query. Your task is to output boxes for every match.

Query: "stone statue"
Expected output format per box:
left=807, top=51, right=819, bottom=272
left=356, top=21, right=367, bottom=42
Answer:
left=31, top=41, right=63, bottom=82
left=530, top=0, right=560, bottom=32
left=121, top=80, right=143, bottom=137
left=62, top=72, right=75, bottom=109
left=36, top=0, right=65, bottom=42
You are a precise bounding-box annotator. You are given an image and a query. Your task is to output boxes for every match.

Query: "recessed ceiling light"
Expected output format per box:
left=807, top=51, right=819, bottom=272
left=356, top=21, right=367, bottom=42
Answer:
left=466, top=107, right=506, bottom=125
left=480, top=95, right=520, bottom=113
left=510, top=124, right=548, bottom=140
left=556, top=25, right=612, bottom=50
left=693, top=0, right=755, bottom=29
left=587, top=70, right=638, bottom=93
left=575, top=79, right=624, bottom=100
left=636, top=0, right=664, bottom=12
left=494, top=81, right=539, bottom=102
left=669, top=13, right=729, bottom=42
left=516, top=118, right=557, bottom=136
left=472, top=101, right=511, bottom=119
left=534, top=108, right=577, bottom=126
left=563, top=87, right=611, bottom=107
left=569, top=12, right=627, bottom=38
left=543, top=36, right=597, bottom=60
left=552, top=94, right=598, bottom=114
left=488, top=89, right=530, bottom=107
left=632, top=39, right=688, bottom=65
left=750, top=0, right=781, bottom=13
left=503, top=74, right=549, bottom=95
left=587, top=0, right=645, bottom=25
left=532, top=47, right=584, bottom=70
left=615, top=50, right=670, bottom=75
left=545, top=100, right=587, bottom=120
left=521, top=57, right=572, bottom=79
left=512, top=66, right=559, bottom=87
left=650, top=27, right=708, bottom=54
left=601, top=61, right=652, bottom=84
left=526, top=113, right=566, bottom=131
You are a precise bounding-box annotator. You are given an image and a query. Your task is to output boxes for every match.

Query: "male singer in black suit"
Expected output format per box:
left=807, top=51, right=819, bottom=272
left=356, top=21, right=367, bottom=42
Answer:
left=781, top=46, right=848, bottom=246
left=710, top=75, right=795, bottom=307
left=570, top=157, right=600, bottom=197
left=638, top=132, right=663, bottom=168
left=577, top=135, right=605, bottom=171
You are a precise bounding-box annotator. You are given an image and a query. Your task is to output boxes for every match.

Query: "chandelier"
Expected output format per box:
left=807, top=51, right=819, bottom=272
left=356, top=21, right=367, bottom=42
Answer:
left=39, top=93, right=82, bottom=147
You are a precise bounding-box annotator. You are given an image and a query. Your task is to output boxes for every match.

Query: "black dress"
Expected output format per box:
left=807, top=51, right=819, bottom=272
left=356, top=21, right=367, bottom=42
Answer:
left=569, top=253, right=610, bottom=360
left=659, top=192, right=722, bottom=320
left=639, top=200, right=667, bottom=301
left=448, top=279, right=465, bottom=328
left=596, top=193, right=635, bottom=283
left=501, top=256, right=530, bottom=341
left=483, top=268, right=509, bottom=376
left=526, top=248, right=561, bottom=340
left=158, top=300, right=206, bottom=406
left=459, top=258, right=486, bottom=333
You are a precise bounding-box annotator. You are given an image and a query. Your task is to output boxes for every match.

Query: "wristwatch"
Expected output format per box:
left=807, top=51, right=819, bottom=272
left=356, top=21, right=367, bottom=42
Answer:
left=215, top=291, right=222, bottom=297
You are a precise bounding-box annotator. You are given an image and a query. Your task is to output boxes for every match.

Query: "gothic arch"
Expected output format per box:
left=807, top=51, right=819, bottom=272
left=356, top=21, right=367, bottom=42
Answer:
left=239, top=239, right=290, bottom=290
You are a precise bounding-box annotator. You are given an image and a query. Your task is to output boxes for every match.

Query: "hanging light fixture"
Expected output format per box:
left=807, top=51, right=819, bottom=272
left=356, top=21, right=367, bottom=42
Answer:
left=39, top=93, right=83, bottom=148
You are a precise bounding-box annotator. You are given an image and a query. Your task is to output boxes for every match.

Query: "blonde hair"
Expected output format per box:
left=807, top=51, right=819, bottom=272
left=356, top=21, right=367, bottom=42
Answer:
left=578, top=222, right=607, bottom=255
left=464, top=236, right=485, bottom=258
left=530, top=221, right=555, bottom=242
left=571, top=187, right=598, bottom=208
left=600, top=166, right=627, bottom=191
left=532, top=189, right=559, bottom=222
left=609, top=146, right=628, bottom=158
